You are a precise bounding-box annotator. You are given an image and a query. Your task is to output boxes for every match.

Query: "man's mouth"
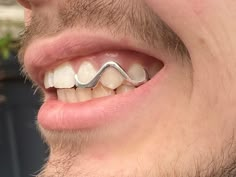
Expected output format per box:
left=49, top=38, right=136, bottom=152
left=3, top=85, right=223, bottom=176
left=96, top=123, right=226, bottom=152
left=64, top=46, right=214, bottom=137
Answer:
left=44, top=51, right=163, bottom=103
left=23, top=30, right=166, bottom=130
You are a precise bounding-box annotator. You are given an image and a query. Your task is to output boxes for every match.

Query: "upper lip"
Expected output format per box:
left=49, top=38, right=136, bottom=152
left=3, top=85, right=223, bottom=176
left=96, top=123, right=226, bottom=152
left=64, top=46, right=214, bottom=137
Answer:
left=23, top=29, right=166, bottom=130
left=23, top=29, right=163, bottom=89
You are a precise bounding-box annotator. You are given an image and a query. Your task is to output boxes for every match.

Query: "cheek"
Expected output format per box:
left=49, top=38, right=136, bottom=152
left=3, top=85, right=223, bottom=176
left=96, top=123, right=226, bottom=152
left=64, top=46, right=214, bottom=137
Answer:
left=24, top=9, right=32, bottom=26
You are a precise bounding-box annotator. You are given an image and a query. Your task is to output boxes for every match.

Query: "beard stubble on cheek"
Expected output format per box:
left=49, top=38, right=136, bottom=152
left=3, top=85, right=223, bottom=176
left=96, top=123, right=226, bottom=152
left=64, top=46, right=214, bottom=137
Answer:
left=18, top=0, right=189, bottom=158
left=17, top=1, right=236, bottom=177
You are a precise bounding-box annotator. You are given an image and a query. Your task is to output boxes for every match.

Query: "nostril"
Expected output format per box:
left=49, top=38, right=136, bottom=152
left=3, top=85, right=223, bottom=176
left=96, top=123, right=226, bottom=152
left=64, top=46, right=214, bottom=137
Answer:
left=17, top=0, right=31, bottom=9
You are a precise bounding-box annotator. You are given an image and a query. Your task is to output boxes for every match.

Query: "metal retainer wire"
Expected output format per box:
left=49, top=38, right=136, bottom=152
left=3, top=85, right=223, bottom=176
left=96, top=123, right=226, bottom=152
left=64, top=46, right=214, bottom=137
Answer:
left=74, top=61, right=149, bottom=88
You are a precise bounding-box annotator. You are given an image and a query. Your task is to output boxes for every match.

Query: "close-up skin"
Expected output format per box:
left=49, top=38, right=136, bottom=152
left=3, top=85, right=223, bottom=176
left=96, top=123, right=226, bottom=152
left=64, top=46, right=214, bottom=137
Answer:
left=17, top=0, right=236, bottom=177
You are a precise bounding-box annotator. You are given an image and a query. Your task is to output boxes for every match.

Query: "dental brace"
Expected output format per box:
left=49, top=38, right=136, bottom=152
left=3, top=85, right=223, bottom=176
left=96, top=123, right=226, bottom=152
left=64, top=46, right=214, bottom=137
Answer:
left=75, top=61, right=149, bottom=88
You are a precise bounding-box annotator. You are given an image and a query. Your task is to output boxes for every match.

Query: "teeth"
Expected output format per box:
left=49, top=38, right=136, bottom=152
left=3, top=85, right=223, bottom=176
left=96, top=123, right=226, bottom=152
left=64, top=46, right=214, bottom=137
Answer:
left=76, top=88, right=92, bottom=102
left=149, top=63, right=163, bottom=78
left=49, top=61, right=160, bottom=103
left=116, top=85, right=135, bottom=94
left=93, top=84, right=115, bottom=99
left=77, top=61, right=97, bottom=83
left=44, top=71, right=54, bottom=89
left=100, top=67, right=124, bottom=89
left=54, top=62, right=75, bottom=88
left=57, top=89, right=67, bottom=102
left=65, top=89, right=77, bottom=103
left=128, top=64, right=146, bottom=82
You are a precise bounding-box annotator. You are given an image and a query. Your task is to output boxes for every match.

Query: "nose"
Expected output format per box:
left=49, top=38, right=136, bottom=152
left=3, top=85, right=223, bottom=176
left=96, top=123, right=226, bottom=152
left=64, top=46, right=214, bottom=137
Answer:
left=16, top=0, right=48, bottom=9
left=17, top=0, right=31, bottom=9
left=17, top=0, right=49, bottom=26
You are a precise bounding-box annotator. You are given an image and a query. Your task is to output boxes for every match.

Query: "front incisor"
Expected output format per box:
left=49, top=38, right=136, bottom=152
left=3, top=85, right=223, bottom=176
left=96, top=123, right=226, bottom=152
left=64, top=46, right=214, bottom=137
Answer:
left=77, top=61, right=97, bottom=83
left=53, top=62, right=75, bottom=88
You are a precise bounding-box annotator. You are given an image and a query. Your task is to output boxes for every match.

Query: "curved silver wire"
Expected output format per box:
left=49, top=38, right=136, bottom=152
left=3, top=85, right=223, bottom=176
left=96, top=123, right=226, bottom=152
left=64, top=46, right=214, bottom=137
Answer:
left=75, top=61, right=149, bottom=88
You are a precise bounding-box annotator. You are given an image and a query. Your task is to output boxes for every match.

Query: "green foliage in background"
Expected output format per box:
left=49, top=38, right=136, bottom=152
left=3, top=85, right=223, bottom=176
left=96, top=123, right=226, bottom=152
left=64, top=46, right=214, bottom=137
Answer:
left=0, top=33, right=12, bottom=60
left=0, top=20, right=23, bottom=61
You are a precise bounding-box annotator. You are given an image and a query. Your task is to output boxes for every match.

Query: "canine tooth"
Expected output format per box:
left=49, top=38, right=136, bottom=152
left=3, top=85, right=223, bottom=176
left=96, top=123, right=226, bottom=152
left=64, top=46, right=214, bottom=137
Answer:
left=116, top=85, right=135, bottom=94
left=149, top=63, right=163, bottom=78
left=65, top=89, right=77, bottom=103
left=76, top=88, right=92, bottom=102
left=54, top=63, right=75, bottom=88
left=128, top=64, right=146, bottom=82
left=100, top=67, right=124, bottom=89
left=93, top=84, right=115, bottom=98
left=44, top=71, right=54, bottom=89
left=77, top=61, right=97, bottom=83
left=57, top=89, right=67, bottom=102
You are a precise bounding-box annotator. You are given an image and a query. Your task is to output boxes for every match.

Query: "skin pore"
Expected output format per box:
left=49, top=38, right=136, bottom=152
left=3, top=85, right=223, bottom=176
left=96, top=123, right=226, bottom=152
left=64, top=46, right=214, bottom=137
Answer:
left=18, top=0, right=236, bottom=177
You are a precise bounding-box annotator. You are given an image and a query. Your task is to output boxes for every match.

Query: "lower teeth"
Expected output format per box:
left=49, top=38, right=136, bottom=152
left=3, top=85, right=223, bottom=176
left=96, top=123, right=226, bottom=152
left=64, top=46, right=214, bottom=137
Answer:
left=57, top=84, right=135, bottom=103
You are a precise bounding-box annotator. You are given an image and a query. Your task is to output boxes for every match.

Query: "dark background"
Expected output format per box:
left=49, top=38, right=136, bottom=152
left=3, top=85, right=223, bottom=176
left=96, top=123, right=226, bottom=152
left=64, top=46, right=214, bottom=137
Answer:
left=0, top=54, right=48, bottom=177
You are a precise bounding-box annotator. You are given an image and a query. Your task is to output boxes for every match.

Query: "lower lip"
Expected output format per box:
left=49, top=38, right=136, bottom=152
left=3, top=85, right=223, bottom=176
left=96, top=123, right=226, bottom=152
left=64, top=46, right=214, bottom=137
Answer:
left=38, top=68, right=165, bottom=130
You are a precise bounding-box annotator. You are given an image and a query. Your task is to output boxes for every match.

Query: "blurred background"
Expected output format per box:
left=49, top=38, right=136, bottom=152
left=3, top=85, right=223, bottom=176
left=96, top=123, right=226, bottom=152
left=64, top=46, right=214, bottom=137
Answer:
left=0, top=1, right=48, bottom=177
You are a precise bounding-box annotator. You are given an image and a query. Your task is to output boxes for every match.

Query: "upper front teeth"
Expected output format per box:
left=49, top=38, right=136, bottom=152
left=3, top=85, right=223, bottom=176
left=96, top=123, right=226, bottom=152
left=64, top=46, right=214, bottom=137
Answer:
left=100, top=67, right=125, bottom=89
left=44, top=71, right=54, bottom=89
left=77, top=61, right=97, bottom=83
left=53, top=62, right=75, bottom=89
left=44, top=61, right=150, bottom=89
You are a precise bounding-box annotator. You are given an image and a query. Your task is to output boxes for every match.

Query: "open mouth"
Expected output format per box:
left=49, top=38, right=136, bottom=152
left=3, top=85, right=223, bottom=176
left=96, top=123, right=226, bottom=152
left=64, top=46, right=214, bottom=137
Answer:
left=24, top=31, right=165, bottom=130
left=44, top=51, right=163, bottom=103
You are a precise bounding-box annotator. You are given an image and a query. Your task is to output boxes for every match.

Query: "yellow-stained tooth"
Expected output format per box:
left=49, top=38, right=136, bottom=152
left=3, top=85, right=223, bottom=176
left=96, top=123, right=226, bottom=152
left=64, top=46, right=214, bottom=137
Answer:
left=93, top=84, right=115, bottom=98
left=65, top=89, right=78, bottom=103
left=76, top=88, right=92, bottom=102
left=57, top=89, right=67, bottom=102
left=116, top=85, right=135, bottom=94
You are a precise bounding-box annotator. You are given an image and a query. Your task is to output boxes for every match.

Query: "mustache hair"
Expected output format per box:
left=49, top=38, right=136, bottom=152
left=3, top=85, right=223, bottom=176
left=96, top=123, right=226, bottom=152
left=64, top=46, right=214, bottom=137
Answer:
left=18, top=0, right=189, bottom=66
